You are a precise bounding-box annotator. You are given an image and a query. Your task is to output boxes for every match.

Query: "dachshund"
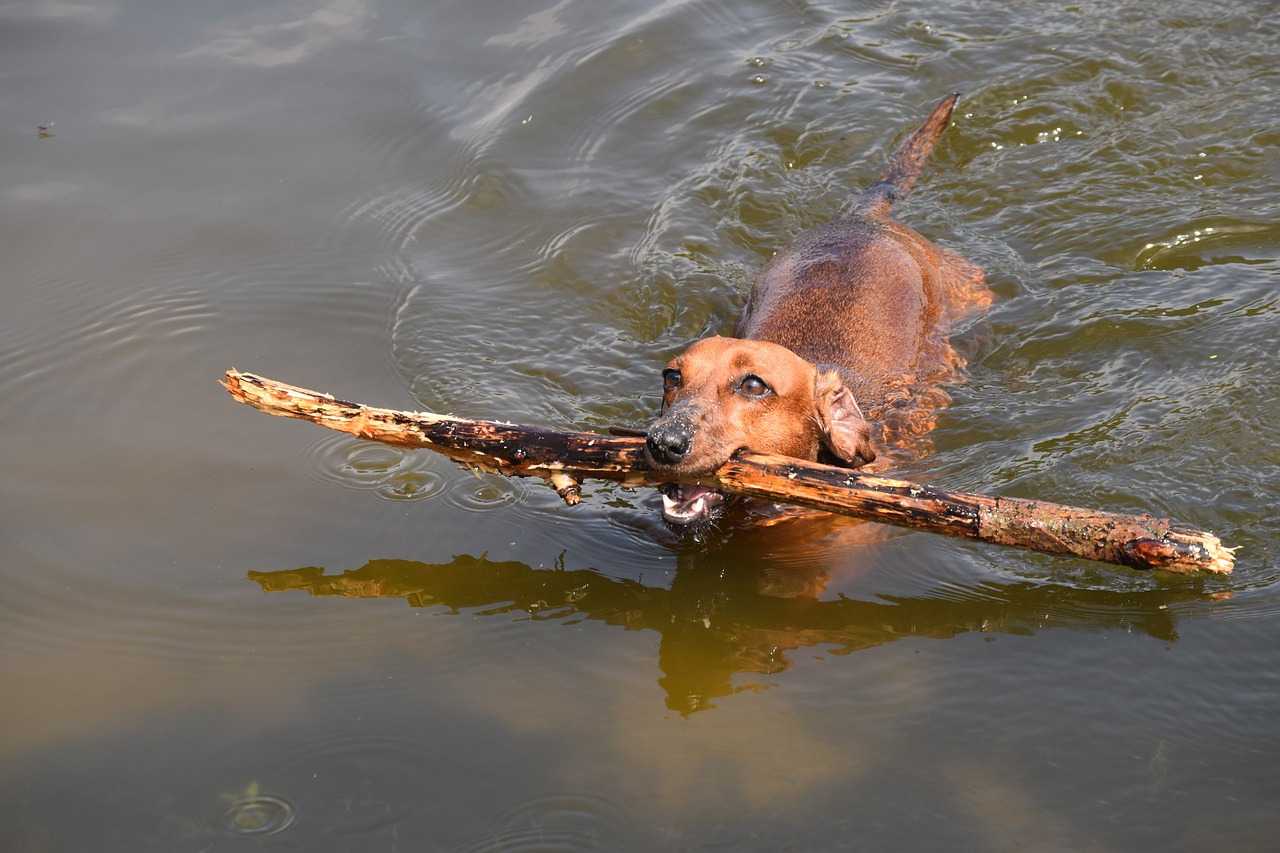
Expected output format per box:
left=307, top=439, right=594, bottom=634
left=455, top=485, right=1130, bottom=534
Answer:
left=645, top=94, right=990, bottom=528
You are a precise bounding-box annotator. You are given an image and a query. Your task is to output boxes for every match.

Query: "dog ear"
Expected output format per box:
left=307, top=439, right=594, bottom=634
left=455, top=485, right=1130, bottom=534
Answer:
left=815, top=370, right=877, bottom=467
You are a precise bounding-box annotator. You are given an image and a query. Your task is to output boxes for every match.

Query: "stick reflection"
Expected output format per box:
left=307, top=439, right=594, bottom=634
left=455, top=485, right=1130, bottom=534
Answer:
left=248, top=551, right=1226, bottom=714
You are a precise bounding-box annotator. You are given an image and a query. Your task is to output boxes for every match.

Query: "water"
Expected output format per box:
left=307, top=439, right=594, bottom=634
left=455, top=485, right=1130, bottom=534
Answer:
left=2, top=0, right=1278, bottom=849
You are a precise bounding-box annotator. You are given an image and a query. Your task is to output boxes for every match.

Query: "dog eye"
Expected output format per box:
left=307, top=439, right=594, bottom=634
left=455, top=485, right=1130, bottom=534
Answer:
left=662, top=369, right=682, bottom=392
left=738, top=374, right=771, bottom=398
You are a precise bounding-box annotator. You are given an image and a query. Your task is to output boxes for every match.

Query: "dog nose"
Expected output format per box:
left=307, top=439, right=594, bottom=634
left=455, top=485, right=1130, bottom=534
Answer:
left=646, top=422, right=692, bottom=466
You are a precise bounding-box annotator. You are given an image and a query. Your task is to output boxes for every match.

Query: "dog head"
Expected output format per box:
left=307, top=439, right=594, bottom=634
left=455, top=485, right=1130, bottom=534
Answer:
left=644, top=336, right=876, bottom=527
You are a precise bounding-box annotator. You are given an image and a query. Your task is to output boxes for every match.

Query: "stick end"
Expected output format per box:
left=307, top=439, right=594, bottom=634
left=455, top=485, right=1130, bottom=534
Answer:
left=1122, top=533, right=1235, bottom=574
left=549, top=473, right=582, bottom=506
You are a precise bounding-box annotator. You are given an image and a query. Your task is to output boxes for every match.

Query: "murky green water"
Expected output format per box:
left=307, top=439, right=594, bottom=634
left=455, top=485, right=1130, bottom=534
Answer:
left=2, top=0, right=1278, bottom=849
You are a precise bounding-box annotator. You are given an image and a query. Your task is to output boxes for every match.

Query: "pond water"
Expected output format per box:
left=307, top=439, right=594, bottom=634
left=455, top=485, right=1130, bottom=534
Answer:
left=2, top=0, right=1278, bottom=849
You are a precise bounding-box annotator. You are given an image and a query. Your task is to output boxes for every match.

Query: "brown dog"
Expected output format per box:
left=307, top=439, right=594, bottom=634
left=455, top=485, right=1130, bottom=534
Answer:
left=645, top=94, right=990, bottom=527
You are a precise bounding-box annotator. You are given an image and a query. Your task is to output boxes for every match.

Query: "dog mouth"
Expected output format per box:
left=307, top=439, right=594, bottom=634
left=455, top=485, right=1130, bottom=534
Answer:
left=659, top=482, right=729, bottom=526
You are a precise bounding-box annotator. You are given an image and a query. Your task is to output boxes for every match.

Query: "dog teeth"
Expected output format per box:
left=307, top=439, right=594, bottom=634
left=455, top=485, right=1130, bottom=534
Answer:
left=662, top=490, right=705, bottom=519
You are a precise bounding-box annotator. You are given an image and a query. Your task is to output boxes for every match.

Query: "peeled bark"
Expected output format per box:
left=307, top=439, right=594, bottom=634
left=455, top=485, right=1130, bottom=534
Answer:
left=222, top=369, right=1235, bottom=574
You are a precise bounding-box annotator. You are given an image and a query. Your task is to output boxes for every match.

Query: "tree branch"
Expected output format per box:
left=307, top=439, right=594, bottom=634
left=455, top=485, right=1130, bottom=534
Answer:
left=222, top=369, right=1235, bottom=575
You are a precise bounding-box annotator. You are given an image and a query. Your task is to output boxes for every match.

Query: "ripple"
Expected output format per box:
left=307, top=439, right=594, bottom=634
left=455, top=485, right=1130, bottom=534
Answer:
left=326, top=91, right=551, bottom=276
left=0, top=278, right=216, bottom=406
left=337, top=139, right=537, bottom=257
left=442, top=471, right=527, bottom=514
left=559, top=69, right=700, bottom=170
left=301, top=432, right=448, bottom=502
left=388, top=275, right=657, bottom=430
left=300, top=429, right=543, bottom=511
left=1134, top=220, right=1280, bottom=271
left=223, top=793, right=296, bottom=837
left=459, top=792, right=639, bottom=853
left=259, top=729, right=444, bottom=837
left=0, top=233, right=405, bottom=414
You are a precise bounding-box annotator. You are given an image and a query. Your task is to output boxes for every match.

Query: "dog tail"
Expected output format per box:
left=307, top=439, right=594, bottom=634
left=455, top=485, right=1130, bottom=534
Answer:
left=844, top=93, right=960, bottom=221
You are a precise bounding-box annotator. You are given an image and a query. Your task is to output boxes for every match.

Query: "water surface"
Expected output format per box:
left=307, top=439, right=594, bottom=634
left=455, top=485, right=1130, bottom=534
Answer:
left=2, top=0, right=1278, bottom=849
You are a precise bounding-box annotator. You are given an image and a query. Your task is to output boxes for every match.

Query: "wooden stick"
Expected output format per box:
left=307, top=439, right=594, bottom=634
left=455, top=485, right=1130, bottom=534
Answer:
left=221, top=370, right=1235, bottom=574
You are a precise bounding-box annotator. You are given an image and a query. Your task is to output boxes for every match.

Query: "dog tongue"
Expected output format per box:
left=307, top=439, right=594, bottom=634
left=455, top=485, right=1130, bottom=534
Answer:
left=661, top=483, right=723, bottom=524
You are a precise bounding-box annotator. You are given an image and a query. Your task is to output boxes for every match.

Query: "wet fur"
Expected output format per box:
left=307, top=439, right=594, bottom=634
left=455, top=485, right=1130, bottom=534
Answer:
left=646, top=94, right=991, bottom=528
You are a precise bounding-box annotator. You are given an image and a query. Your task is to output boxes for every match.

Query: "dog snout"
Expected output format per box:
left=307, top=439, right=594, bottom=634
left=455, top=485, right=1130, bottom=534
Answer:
left=645, top=418, right=693, bottom=467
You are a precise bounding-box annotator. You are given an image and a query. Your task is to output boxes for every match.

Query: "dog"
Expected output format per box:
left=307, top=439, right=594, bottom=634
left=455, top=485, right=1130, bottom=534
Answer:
left=645, top=94, right=991, bottom=528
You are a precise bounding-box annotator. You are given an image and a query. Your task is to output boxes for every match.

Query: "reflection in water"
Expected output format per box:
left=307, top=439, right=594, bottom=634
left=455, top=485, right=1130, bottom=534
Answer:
left=182, top=0, right=373, bottom=68
left=249, top=554, right=1224, bottom=714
